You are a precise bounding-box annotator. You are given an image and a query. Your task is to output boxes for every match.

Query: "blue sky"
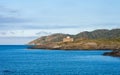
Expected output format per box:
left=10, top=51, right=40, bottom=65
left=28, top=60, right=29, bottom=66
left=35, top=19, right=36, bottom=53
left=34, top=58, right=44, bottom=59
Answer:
left=0, top=0, right=120, bottom=44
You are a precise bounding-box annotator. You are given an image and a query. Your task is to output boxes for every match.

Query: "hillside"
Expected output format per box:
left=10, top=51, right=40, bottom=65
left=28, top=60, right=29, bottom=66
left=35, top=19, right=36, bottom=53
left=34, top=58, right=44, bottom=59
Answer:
left=29, top=33, right=71, bottom=45
left=28, top=28, right=120, bottom=51
left=75, top=29, right=120, bottom=39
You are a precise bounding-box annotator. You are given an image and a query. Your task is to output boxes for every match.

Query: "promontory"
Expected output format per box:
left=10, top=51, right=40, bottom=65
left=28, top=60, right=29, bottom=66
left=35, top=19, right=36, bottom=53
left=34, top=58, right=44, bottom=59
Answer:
left=28, top=29, right=120, bottom=52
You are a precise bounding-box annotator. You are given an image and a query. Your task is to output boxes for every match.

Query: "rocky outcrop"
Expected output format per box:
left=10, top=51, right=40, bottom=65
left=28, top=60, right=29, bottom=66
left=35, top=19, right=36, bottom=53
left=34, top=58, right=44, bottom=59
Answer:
left=103, top=50, right=120, bottom=57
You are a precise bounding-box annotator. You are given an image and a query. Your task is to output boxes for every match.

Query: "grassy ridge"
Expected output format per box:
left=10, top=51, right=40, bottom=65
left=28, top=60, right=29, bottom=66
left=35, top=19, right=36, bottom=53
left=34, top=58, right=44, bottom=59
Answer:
left=28, top=29, right=120, bottom=50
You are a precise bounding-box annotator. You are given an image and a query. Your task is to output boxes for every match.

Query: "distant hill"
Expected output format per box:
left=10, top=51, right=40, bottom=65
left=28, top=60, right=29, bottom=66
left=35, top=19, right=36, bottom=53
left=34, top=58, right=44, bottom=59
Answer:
left=75, top=29, right=120, bottom=39
left=29, top=28, right=120, bottom=45
left=29, top=33, right=69, bottom=44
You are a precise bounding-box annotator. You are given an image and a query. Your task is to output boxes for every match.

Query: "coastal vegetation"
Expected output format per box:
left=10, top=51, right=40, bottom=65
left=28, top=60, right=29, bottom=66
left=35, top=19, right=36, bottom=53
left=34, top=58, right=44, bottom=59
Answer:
left=28, top=28, right=120, bottom=56
left=28, top=29, right=120, bottom=49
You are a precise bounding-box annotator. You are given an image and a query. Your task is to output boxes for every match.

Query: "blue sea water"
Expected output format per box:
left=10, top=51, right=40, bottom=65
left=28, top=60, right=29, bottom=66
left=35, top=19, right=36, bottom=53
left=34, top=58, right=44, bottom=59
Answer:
left=0, top=45, right=120, bottom=75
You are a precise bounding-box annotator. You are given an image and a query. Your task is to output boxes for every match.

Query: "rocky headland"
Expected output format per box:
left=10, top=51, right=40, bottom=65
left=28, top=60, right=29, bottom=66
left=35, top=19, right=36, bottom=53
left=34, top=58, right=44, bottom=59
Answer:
left=28, top=29, right=120, bottom=56
left=28, top=29, right=120, bottom=50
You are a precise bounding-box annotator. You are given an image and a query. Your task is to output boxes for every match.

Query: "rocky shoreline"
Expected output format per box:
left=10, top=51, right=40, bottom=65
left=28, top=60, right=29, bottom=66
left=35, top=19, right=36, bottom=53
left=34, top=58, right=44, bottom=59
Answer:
left=103, top=50, right=120, bottom=57
left=28, top=40, right=120, bottom=50
left=28, top=45, right=120, bottom=57
left=28, top=29, right=120, bottom=57
left=28, top=42, right=120, bottom=57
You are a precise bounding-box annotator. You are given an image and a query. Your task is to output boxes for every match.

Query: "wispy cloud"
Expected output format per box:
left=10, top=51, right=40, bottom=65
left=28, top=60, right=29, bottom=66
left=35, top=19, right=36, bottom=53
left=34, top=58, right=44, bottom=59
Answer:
left=0, top=5, right=28, bottom=24
left=0, top=23, right=120, bottom=31
left=22, top=25, right=81, bottom=29
left=0, top=5, right=18, bottom=13
left=0, top=15, right=27, bottom=23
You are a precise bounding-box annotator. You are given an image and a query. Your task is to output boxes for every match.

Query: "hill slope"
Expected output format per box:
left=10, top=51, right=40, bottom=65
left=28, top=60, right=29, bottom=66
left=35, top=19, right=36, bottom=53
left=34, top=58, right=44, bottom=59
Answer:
left=75, top=29, right=120, bottom=39
left=29, top=29, right=120, bottom=49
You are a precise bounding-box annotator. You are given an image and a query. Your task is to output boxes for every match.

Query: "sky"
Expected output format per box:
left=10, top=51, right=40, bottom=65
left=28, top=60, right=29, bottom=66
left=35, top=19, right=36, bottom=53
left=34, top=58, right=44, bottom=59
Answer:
left=0, top=0, right=120, bottom=44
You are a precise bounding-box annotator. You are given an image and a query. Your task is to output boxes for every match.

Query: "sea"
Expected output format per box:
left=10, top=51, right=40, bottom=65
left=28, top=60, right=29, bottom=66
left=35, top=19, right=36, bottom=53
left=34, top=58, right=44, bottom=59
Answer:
left=0, top=45, right=120, bottom=75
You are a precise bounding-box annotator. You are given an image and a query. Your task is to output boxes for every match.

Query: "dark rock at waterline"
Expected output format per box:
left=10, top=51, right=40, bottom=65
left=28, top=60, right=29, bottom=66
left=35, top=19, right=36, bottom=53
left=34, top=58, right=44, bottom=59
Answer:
left=103, top=50, right=120, bottom=57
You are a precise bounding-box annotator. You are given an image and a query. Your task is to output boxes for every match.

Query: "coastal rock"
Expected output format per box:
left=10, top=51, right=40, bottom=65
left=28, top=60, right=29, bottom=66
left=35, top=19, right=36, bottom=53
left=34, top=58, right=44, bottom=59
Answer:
left=103, top=50, right=120, bottom=57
